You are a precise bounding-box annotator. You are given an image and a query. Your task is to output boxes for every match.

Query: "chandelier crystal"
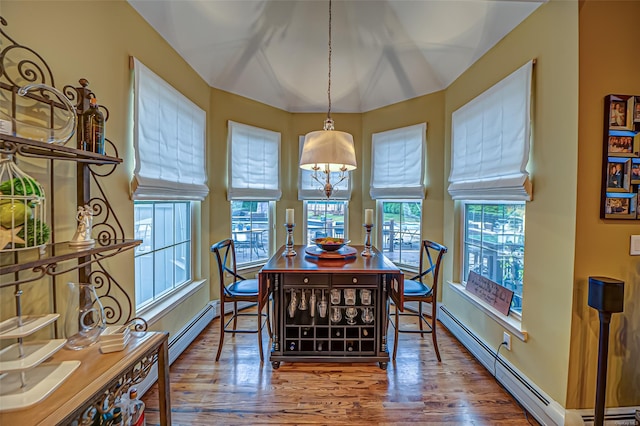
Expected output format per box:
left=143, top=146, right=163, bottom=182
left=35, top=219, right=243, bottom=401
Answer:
left=299, top=0, right=357, bottom=199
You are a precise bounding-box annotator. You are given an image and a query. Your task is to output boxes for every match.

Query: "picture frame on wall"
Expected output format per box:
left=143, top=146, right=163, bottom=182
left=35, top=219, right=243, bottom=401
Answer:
left=606, top=157, right=631, bottom=192
left=609, top=96, right=634, bottom=130
left=607, top=133, right=636, bottom=156
left=604, top=192, right=637, bottom=219
left=631, top=159, right=640, bottom=184
left=601, top=94, right=640, bottom=219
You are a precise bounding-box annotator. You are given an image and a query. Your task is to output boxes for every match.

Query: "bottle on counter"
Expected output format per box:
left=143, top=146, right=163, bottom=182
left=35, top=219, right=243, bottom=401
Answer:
left=110, top=407, right=124, bottom=426
left=81, top=97, right=105, bottom=154
left=128, top=387, right=146, bottom=426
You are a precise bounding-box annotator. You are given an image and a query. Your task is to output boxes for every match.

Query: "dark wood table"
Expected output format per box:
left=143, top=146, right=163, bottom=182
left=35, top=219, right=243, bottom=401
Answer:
left=259, top=245, right=404, bottom=369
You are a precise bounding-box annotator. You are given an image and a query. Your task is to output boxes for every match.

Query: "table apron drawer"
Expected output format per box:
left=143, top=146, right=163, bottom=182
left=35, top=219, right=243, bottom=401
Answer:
left=282, top=273, right=330, bottom=286
left=331, top=274, right=379, bottom=287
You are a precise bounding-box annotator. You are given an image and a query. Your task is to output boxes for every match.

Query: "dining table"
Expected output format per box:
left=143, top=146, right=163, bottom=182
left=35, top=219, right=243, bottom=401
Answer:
left=259, top=244, right=404, bottom=370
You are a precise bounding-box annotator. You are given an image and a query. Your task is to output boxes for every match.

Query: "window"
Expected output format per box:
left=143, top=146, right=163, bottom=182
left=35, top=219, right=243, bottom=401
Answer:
left=228, top=121, right=280, bottom=265
left=449, top=60, right=533, bottom=201
left=134, top=202, right=191, bottom=308
left=379, top=200, right=422, bottom=268
left=304, top=200, right=348, bottom=244
left=131, top=58, right=208, bottom=310
left=462, top=203, right=525, bottom=315
left=449, top=61, right=533, bottom=316
left=370, top=123, right=426, bottom=268
left=231, top=201, right=271, bottom=265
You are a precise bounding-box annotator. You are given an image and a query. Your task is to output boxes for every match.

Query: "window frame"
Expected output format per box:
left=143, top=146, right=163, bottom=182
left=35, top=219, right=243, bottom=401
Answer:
left=302, top=200, right=349, bottom=245
left=134, top=200, right=196, bottom=313
left=230, top=200, right=274, bottom=268
left=460, top=200, right=525, bottom=319
left=376, top=199, right=422, bottom=270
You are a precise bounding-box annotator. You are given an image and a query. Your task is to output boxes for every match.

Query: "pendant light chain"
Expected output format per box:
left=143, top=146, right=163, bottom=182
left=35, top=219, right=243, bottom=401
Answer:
left=323, top=0, right=334, bottom=131
left=327, top=0, right=332, bottom=122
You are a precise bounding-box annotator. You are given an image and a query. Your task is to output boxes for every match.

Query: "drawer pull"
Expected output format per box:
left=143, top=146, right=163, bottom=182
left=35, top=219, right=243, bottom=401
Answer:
left=303, top=277, right=309, bottom=284
left=352, top=277, right=358, bottom=284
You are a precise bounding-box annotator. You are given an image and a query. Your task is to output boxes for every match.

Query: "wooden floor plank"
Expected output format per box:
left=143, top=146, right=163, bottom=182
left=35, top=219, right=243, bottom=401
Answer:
left=142, top=307, right=539, bottom=425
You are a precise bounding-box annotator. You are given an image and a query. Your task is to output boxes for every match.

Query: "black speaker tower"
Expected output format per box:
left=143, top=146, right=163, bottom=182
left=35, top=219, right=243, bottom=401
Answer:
left=588, top=276, right=625, bottom=426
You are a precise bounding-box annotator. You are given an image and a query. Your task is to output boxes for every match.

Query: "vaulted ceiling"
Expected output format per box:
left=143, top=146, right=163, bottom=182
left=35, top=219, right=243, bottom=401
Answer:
left=128, top=0, right=545, bottom=113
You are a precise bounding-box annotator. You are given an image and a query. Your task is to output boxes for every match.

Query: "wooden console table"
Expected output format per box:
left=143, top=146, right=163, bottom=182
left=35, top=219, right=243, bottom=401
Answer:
left=260, top=245, right=404, bottom=370
left=0, top=331, right=170, bottom=426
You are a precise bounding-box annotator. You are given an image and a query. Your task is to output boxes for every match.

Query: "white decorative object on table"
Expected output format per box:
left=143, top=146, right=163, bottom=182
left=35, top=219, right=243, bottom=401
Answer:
left=364, top=209, right=373, bottom=225
left=69, top=204, right=95, bottom=248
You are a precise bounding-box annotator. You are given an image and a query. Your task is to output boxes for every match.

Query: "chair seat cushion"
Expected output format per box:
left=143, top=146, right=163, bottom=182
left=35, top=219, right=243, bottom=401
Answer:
left=228, top=278, right=259, bottom=296
left=403, top=279, right=433, bottom=297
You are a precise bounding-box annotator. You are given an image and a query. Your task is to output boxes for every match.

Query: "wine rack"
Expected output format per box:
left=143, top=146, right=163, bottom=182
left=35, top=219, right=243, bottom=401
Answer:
left=283, top=286, right=378, bottom=356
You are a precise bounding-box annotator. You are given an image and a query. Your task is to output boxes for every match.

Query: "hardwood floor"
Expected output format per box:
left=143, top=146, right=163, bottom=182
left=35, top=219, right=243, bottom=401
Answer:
left=142, top=307, right=539, bottom=425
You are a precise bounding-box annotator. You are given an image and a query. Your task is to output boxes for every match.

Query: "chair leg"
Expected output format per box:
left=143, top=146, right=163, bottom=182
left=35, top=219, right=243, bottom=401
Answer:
left=216, top=303, right=226, bottom=361
left=258, top=307, right=264, bottom=364
left=418, top=302, right=424, bottom=335
left=232, top=301, right=238, bottom=331
left=393, top=303, right=399, bottom=360
left=432, top=306, right=441, bottom=362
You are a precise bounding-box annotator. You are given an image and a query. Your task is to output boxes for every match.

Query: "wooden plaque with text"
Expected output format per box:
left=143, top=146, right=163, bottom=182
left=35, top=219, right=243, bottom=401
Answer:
left=466, top=271, right=514, bottom=316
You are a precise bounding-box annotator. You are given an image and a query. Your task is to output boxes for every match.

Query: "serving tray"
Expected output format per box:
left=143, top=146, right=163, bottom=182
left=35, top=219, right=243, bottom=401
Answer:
left=0, top=340, right=67, bottom=373
left=304, top=245, right=358, bottom=259
left=0, top=314, right=60, bottom=339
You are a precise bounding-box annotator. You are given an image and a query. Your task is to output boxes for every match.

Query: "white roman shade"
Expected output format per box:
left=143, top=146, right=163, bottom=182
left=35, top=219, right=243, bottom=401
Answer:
left=448, top=60, right=534, bottom=201
left=370, top=123, right=426, bottom=199
left=131, top=58, right=208, bottom=201
left=227, top=120, right=281, bottom=201
left=298, top=136, right=352, bottom=200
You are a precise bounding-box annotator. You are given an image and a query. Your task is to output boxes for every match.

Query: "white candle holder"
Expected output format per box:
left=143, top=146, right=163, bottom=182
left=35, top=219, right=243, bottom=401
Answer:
left=362, top=224, right=374, bottom=257
left=283, top=223, right=296, bottom=257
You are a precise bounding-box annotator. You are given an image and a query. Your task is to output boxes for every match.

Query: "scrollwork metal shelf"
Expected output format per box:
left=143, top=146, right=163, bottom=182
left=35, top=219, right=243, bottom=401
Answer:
left=0, top=133, right=122, bottom=165
left=0, top=239, right=141, bottom=286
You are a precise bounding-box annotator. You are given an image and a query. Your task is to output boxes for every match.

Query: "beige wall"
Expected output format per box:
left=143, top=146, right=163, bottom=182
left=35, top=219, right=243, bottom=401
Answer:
left=569, top=0, right=640, bottom=409
left=1, top=0, right=212, bottom=337
left=362, top=92, right=446, bottom=247
left=442, top=1, right=580, bottom=406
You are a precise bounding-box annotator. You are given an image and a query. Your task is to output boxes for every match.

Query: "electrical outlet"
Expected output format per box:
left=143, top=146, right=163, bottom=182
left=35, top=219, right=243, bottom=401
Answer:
left=503, top=332, right=512, bottom=351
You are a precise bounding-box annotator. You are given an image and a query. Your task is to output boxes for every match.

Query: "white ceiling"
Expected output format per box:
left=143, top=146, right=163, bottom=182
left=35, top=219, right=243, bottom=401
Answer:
left=128, top=0, right=545, bottom=113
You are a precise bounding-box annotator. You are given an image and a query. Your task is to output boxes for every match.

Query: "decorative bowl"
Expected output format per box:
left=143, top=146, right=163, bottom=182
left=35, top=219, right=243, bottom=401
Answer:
left=314, top=237, right=349, bottom=252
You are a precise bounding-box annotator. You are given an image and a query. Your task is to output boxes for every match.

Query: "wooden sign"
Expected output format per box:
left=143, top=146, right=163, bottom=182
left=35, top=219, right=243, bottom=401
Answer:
left=466, top=271, right=514, bottom=316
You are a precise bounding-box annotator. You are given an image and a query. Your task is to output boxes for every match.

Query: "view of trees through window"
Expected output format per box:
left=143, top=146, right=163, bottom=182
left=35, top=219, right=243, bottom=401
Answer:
left=231, top=201, right=270, bottom=265
left=304, top=201, right=347, bottom=244
left=380, top=200, right=421, bottom=268
left=463, top=203, right=525, bottom=314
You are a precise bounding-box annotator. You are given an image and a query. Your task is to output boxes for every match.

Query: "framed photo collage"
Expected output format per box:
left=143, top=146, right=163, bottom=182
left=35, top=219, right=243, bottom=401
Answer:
left=601, top=94, right=640, bottom=219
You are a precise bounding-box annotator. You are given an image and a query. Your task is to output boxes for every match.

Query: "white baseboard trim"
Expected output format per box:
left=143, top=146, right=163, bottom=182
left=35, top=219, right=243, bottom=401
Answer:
left=439, top=304, right=639, bottom=426
left=137, top=299, right=256, bottom=396
left=438, top=304, right=565, bottom=426
left=566, top=406, right=640, bottom=426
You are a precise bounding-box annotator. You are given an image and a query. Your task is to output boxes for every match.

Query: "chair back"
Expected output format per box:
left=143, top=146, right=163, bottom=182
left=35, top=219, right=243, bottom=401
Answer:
left=413, top=240, right=448, bottom=299
left=210, top=238, right=244, bottom=298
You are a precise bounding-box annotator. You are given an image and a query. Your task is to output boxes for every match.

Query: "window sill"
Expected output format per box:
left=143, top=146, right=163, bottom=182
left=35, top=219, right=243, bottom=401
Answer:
left=447, top=281, right=528, bottom=342
left=137, top=279, right=207, bottom=326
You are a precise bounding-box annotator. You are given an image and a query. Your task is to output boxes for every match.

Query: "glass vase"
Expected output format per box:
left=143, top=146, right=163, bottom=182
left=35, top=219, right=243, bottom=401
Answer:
left=64, top=282, right=106, bottom=350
